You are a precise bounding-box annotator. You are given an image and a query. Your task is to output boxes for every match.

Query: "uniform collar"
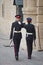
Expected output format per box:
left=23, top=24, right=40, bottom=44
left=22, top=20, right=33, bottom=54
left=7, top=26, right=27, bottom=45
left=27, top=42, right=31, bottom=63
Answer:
left=18, top=21, right=21, bottom=24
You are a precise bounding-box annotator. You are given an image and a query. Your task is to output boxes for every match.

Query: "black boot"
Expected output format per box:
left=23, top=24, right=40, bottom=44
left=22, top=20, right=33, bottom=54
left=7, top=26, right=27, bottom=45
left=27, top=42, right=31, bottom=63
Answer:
left=28, top=56, right=31, bottom=59
left=15, top=56, right=18, bottom=61
left=28, top=55, right=31, bottom=59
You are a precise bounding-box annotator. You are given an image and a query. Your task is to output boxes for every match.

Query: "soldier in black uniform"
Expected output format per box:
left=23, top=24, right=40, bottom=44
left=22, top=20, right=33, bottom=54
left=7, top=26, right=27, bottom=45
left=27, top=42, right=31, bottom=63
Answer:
left=24, top=17, right=36, bottom=59
left=10, top=15, right=23, bottom=60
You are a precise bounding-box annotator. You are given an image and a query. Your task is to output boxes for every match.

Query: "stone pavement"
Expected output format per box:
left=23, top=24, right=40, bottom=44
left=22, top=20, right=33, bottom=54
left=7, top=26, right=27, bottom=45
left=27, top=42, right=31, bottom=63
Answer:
left=0, top=41, right=43, bottom=65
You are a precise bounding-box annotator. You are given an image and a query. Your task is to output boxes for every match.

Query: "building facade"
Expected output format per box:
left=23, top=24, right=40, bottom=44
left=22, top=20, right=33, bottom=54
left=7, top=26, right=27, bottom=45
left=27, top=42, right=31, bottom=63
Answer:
left=0, top=0, right=43, bottom=50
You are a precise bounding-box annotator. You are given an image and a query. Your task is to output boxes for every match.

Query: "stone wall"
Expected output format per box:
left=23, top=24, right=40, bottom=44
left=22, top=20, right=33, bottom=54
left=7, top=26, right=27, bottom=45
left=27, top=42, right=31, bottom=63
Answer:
left=37, top=0, right=43, bottom=50
left=23, top=0, right=43, bottom=50
left=0, top=0, right=16, bottom=39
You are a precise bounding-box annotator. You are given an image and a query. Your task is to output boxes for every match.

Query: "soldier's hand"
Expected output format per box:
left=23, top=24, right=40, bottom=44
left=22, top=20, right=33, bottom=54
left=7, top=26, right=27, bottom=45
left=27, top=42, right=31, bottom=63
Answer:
left=10, top=39, right=12, bottom=47
left=10, top=39, right=13, bottom=45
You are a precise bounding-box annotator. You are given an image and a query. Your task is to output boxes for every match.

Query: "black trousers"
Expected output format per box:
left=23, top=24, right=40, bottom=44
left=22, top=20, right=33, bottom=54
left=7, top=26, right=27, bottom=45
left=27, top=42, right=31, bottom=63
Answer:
left=13, top=38, right=21, bottom=56
left=26, top=37, right=33, bottom=57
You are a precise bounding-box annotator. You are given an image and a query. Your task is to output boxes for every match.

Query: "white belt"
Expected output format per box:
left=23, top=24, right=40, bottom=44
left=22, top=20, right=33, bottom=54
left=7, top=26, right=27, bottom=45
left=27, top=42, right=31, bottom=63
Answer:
left=26, top=33, right=33, bottom=35
left=14, top=31, right=21, bottom=33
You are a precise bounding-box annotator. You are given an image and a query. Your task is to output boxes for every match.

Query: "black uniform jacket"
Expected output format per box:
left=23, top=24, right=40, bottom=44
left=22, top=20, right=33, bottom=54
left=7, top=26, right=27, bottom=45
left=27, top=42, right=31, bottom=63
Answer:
left=10, top=21, right=23, bottom=40
left=24, top=23, right=36, bottom=40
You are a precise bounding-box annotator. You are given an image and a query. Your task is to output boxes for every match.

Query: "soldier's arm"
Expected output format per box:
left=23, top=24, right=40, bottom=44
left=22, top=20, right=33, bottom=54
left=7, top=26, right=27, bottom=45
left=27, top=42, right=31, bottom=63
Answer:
left=33, top=25, right=36, bottom=40
left=33, top=25, right=36, bottom=47
left=21, top=22, right=26, bottom=29
left=10, top=23, right=13, bottom=39
left=21, top=23, right=25, bottom=28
